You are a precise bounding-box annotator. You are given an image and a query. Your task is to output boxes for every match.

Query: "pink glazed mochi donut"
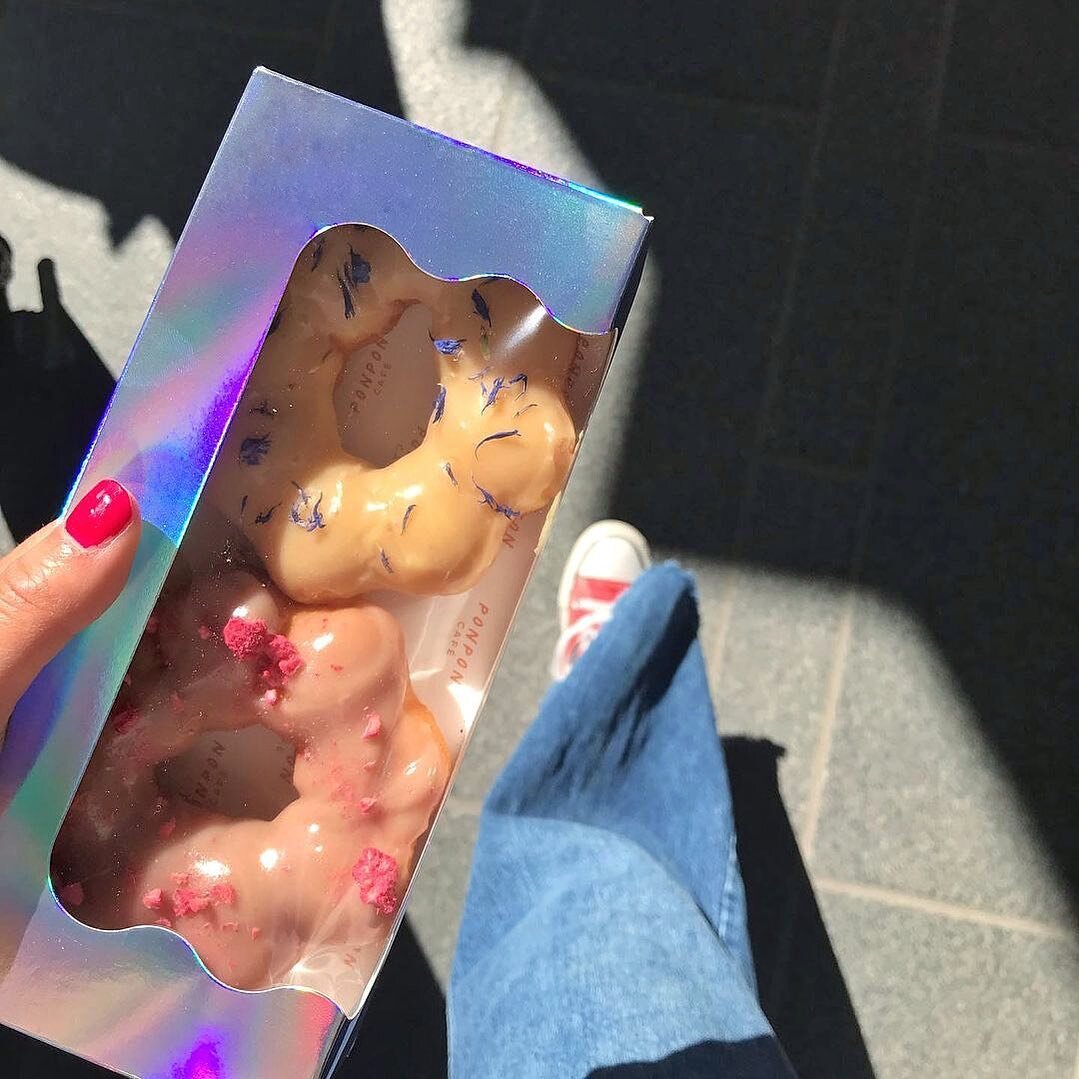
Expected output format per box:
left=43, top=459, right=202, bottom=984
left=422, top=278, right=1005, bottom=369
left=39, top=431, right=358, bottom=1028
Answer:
left=53, top=570, right=450, bottom=992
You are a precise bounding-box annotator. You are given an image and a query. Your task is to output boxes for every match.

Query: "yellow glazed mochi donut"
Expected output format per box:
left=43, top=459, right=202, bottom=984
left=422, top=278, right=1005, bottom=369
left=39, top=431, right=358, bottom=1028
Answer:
left=53, top=570, right=450, bottom=992
left=210, top=226, right=582, bottom=602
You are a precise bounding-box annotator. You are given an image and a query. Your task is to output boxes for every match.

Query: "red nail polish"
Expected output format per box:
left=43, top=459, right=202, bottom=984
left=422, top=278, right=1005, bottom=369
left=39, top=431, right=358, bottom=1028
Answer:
left=65, top=479, right=133, bottom=549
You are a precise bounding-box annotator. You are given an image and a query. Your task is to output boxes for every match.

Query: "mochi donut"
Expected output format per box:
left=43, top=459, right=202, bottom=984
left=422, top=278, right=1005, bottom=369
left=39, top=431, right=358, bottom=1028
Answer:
left=211, top=225, right=583, bottom=602
left=52, top=570, right=451, bottom=995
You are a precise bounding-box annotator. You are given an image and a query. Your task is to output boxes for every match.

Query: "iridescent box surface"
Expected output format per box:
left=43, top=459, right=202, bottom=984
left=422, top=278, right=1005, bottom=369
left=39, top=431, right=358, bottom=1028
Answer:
left=0, top=69, right=650, bottom=1078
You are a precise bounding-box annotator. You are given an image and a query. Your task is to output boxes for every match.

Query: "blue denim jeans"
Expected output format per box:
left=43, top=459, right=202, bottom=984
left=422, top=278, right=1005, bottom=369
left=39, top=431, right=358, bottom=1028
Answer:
left=448, top=565, right=796, bottom=1078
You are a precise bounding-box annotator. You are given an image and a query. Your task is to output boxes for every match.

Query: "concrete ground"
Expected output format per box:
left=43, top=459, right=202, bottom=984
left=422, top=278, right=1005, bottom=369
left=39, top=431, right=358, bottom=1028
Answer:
left=1, top=1, right=1076, bottom=1077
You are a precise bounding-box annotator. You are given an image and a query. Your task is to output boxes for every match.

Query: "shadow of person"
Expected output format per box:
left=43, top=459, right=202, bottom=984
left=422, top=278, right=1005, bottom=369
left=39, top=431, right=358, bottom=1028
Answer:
left=0, top=4, right=403, bottom=244
left=725, top=738, right=875, bottom=1079
left=466, top=0, right=1079, bottom=929
left=0, top=238, right=115, bottom=540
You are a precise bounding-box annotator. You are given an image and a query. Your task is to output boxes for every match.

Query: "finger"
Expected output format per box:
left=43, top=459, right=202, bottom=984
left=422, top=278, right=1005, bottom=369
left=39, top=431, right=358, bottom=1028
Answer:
left=0, top=479, right=141, bottom=731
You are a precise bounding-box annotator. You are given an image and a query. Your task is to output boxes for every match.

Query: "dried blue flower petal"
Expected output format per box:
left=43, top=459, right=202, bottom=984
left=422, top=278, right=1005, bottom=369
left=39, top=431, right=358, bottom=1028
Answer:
left=380, top=548, right=394, bottom=574
left=508, top=372, right=528, bottom=397
left=255, top=503, right=280, bottom=525
left=249, top=399, right=276, bottom=416
left=346, top=246, right=371, bottom=286
left=337, top=272, right=355, bottom=320
left=239, top=434, right=272, bottom=466
left=481, top=376, right=505, bottom=413
left=430, top=334, right=465, bottom=356
left=473, top=480, right=521, bottom=520
left=475, top=429, right=520, bottom=455
left=240, top=494, right=249, bottom=517
left=402, top=504, right=416, bottom=533
left=471, top=288, right=492, bottom=326
left=468, top=366, right=492, bottom=382
left=432, top=383, right=447, bottom=423
left=514, top=402, right=539, bottom=418
left=289, top=483, right=326, bottom=532
left=444, top=462, right=458, bottom=486
left=311, top=237, right=325, bottom=270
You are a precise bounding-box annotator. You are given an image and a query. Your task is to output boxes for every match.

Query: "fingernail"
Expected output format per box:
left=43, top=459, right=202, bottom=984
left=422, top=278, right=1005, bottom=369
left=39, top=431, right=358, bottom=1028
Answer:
left=65, top=479, right=133, bottom=549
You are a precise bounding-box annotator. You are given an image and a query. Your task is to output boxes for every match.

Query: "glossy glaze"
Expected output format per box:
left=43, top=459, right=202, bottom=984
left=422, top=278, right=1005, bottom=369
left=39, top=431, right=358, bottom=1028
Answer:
left=53, top=569, right=450, bottom=993
left=211, top=226, right=581, bottom=602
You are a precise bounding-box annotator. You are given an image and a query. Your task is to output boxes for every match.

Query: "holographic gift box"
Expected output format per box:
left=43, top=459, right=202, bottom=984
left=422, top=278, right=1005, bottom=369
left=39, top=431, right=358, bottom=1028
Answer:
left=0, top=69, right=650, bottom=1078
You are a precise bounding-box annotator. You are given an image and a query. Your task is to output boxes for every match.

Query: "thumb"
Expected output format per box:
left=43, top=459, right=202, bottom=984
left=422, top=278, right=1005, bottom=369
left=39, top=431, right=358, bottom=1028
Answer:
left=0, top=479, right=141, bottom=735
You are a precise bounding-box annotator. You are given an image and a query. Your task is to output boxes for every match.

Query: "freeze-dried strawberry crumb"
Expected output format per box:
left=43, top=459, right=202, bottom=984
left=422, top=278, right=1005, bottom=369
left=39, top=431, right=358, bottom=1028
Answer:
left=59, top=882, right=84, bottom=908
left=266, top=634, right=305, bottom=679
left=197, top=624, right=214, bottom=641
left=222, top=921, right=239, bottom=933
left=351, top=848, right=398, bottom=916
left=210, top=883, right=236, bottom=907
left=142, top=888, right=164, bottom=911
left=362, top=713, right=382, bottom=739
left=170, top=872, right=190, bottom=887
left=357, top=797, right=378, bottom=815
left=251, top=926, right=262, bottom=941
left=112, top=707, right=140, bottom=735
left=158, top=818, right=177, bottom=839
left=172, top=887, right=210, bottom=917
left=223, top=616, right=269, bottom=660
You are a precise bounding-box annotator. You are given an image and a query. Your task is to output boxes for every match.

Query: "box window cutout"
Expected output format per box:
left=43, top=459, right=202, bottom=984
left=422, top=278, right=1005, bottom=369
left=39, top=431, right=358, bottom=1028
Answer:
left=51, top=224, right=612, bottom=1013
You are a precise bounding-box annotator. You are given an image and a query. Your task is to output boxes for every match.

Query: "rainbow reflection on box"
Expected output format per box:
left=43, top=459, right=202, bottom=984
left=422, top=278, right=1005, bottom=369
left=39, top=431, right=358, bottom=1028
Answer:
left=0, top=69, right=649, bottom=1078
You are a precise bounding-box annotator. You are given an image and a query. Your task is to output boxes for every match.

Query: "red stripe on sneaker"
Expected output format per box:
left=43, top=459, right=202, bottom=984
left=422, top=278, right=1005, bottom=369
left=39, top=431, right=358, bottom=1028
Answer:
left=568, top=576, right=630, bottom=606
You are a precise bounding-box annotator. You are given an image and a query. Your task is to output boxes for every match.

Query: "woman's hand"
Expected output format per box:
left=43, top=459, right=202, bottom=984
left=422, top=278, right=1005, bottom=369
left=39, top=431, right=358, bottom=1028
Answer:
left=0, top=479, right=140, bottom=739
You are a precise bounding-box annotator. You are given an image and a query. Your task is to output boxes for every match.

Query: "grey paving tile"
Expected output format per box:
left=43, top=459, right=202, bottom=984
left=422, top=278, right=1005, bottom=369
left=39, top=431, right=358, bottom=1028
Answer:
left=406, top=804, right=480, bottom=986
left=814, top=591, right=1073, bottom=926
left=744, top=460, right=865, bottom=580
left=765, top=0, right=952, bottom=471
left=519, top=0, right=840, bottom=111
left=845, top=144, right=1079, bottom=918
left=825, top=0, right=953, bottom=146
left=818, top=889, right=1079, bottom=1079
left=714, top=568, right=847, bottom=829
left=942, top=1, right=1078, bottom=147
left=764, top=313, right=891, bottom=470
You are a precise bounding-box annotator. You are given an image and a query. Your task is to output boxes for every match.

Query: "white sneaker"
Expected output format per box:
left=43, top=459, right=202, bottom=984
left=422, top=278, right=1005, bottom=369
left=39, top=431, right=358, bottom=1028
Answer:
left=550, top=520, right=651, bottom=681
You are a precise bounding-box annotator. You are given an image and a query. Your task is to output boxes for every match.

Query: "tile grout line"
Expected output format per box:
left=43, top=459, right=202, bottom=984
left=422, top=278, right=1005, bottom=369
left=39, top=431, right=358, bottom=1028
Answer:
left=847, top=0, right=959, bottom=583
left=797, top=589, right=854, bottom=857
left=800, top=0, right=959, bottom=866
left=706, top=2, right=852, bottom=685
left=814, top=876, right=1076, bottom=943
